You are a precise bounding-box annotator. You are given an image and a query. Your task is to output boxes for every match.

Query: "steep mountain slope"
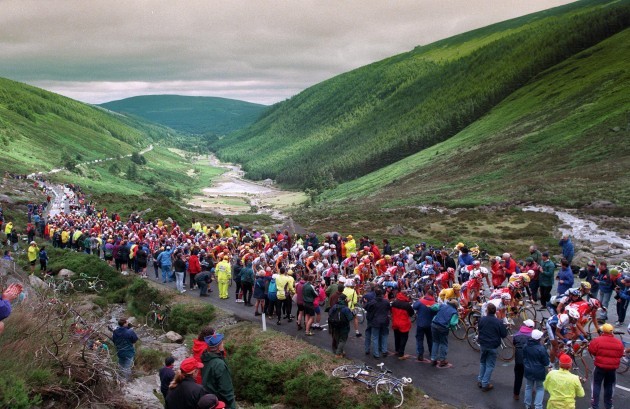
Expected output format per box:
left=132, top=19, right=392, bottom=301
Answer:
left=320, top=28, right=630, bottom=208
left=0, top=78, right=183, bottom=173
left=211, top=0, right=629, bottom=189
left=100, top=95, right=267, bottom=135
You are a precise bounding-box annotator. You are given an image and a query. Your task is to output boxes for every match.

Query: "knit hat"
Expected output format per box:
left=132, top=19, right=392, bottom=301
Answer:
left=559, top=354, right=572, bottom=367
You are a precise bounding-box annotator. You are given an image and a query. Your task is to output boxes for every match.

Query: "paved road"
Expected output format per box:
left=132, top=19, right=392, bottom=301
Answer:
left=144, top=273, right=630, bottom=409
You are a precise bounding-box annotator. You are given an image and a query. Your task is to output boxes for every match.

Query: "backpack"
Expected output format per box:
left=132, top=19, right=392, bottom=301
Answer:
left=267, top=278, right=277, bottom=302
left=327, top=305, right=349, bottom=329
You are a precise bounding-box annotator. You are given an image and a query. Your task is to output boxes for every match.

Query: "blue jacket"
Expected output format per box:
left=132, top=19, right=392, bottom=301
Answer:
left=157, top=248, right=174, bottom=267
left=478, top=314, right=507, bottom=349
left=559, top=238, right=574, bottom=261
left=413, top=300, right=437, bottom=328
left=432, top=303, right=457, bottom=329
left=596, top=269, right=614, bottom=293
left=512, top=326, right=533, bottom=365
left=523, top=337, right=550, bottom=381
left=557, top=267, right=574, bottom=295
left=0, top=297, right=12, bottom=321
left=619, top=285, right=630, bottom=301
left=112, top=326, right=138, bottom=359
left=253, top=276, right=266, bottom=299
left=458, top=253, right=474, bottom=267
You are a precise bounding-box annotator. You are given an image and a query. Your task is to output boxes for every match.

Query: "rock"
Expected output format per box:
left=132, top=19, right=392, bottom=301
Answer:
left=165, top=217, right=174, bottom=224
left=58, top=268, right=76, bottom=278
left=0, top=194, right=14, bottom=204
left=122, top=374, right=162, bottom=409
left=29, top=274, right=48, bottom=290
left=611, top=126, right=621, bottom=132
left=586, top=200, right=616, bottom=209
left=127, top=316, right=139, bottom=327
left=165, top=331, right=184, bottom=343
left=74, top=300, right=102, bottom=315
left=612, top=243, right=627, bottom=249
left=572, top=250, right=596, bottom=265
left=387, top=224, right=406, bottom=236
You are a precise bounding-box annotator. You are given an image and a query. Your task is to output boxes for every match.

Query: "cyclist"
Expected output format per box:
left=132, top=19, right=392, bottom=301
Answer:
left=438, top=283, right=461, bottom=303
left=546, top=309, right=588, bottom=363
left=549, top=287, right=584, bottom=316
left=566, top=297, right=601, bottom=335
left=460, top=271, right=484, bottom=308
left=481, top=293, right=510, bottom=322
left=436, top=267, right=456, bottom=291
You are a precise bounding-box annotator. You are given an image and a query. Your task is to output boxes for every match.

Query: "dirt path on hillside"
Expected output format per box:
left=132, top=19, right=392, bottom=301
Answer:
left=187, top=154, right=306, bottom=220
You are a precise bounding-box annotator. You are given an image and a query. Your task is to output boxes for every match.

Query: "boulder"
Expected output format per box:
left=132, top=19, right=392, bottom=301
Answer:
left=387, top=224, right=406, bottom=236
left=586, top=200, right=616, bottom=209
left=58, top=268, right=76, bottom=278
left=29, top=274, right=48, bottom=290
left=572, top=250, right=596, bottom=265
left=127, top=316, right=139, bottom=327
left=165, top=331, right=184, bottom=343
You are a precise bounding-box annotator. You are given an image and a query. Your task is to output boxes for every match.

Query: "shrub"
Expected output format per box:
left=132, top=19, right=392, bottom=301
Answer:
left=167, top=303, right=216, bottom=335
left=135, top=347, right=170, bottom=373
left=125, top=279, right=167, bottom=317
left=284, top=370, right=342, bottom=409
left=0, top=376, right=42, bottom=409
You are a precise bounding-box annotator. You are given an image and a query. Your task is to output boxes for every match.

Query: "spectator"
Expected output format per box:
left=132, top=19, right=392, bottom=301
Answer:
left=112, top=317, right=138, bottom=380
left=588, top=323, right=625, bottom=409
left=391, top=290, right=414, bottom=359
left=38, top=245, right=48, bottom=271
left=159, top=356, right=176, bottom=400
left=558, top=234, right=574, bottom=265
left=192, top=326, right=215, bottom=384
left=327, top=293, right=354, bottom=358
left=523, top=330, right=549, bottom=409
left=27, top=241, right=39, bottom=274
left=512, top=319, right=535, bottom=400
left=366, top=288, right=391, bottom=358
left=539, top=252, right=555, bottom=310
left=543, top=353, right=584, bottom=409
left=197, top=394, right=226, bottom=409
left=595, top=263, right=613, bottom=320
left=556, top=258, right=574, bottom=295
left=201, top=333, right=236, bottom=409
left=476, top=303, right=507, bottom=391
left=0, top=283, right=22, bottom=336
left=165, top=357, right=204, bottom=409
left=413, top=291, right=437, bottom=362
left=174, top=252, right=187, bottom=294
left=429, top=298, right=459, bottom=368
left=614, top=275, right=630, bottom=326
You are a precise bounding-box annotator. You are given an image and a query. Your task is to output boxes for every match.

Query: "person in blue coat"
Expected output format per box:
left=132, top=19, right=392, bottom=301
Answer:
left=112, top=317, right=138, bottom=380
left=556, top=258, right=574, bottom=295
left=157, top=246, right=175, bottom=283
left=523, top=330, right=550, bottom=409
left=412, top=291, right=437, bottom=362
left=558, top=235, right=574, bottom=265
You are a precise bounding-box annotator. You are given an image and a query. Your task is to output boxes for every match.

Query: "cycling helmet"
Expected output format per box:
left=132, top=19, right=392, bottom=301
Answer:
left=470, top=271, right=482, bottom=280
left=501, top=293, right=512, bottom=301
left=396, top=261, right=404, bottom=268
left=447, top=267, right=455, bottom=274
left=307, top=246, right=313, bottom=251
left=351, top=253, right=357, bottom=258
left=580, top=282, right=591, bottom=290
left=427, top=268, right=436, bottom=275
left=452, top=284, right=461, bottom=290
left=559, top=314, right=570, bottom=325
left=588, top=298, right=601, bottom=309
left=521, top=274, right=531, bottom=283
left=567, top=309, right=580, bottom=320
left=527, top=269, right=535, bottom=277
left=384, top=255, right=392, bottom=260
left=568, top=288, right=581, bottom=297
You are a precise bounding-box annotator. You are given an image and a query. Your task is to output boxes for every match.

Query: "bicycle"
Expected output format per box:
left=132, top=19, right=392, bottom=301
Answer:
left=44, top=274, right=75, bottom=294
left=145, top=302, right=171, bottom=331
left=332, top=362, right=412, bottom=408
left=73, top=273, right=108, bottom=293
left=465, top=322, right=515, bottom=362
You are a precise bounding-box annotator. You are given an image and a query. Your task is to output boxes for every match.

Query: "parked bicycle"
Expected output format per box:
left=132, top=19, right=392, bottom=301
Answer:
left=332, top=362, right=412, bottom=408
left=73, top=273, right=108, bottom=293
left=44, top=274, right=75, bottom=294
left=145, top=302, right=171, bottom=332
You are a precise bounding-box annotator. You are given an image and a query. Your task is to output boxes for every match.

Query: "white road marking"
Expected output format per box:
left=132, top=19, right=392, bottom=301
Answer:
left=615, top=384, right=630, bottom=392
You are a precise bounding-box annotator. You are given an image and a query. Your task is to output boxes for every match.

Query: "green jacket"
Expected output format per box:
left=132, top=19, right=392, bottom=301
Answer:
left=302, top=282, right=317, bottom=304
left=201, top=351, right=236, bottom=409
left=325, top=283, right=338, bottom=308
left=540, top=259, right=556, bottom=287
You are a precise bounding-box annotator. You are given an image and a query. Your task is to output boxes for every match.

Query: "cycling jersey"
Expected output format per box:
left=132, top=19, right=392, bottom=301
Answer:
left=439, top=288, right=459, bottom=302
left=481, top=299, right=505, bottom=316
left=546, top=314, right=571, bottom=340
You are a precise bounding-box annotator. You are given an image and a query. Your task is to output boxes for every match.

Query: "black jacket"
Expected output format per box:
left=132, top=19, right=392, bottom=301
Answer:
left=165, top=376, right=204, bottom=409
left=366, top=296, right=391, bottom=328
left=159, top=365, right=175, bottom=397
left=477, top=314, right=507, bottom=349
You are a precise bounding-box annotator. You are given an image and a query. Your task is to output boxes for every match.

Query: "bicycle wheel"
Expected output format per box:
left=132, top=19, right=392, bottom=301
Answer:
left=466, top=326, right=480, bottom=352
left=354, top=307, right=365, bottom=324
left=94, top=280, right=108, bottom=293
left=145, top=312, right=158, bottom=328
left=73, top=279, right=88, bottom=293
left=58, top=280, right=75, bottom=294
left=573, top=354, right=590, bottom=380
left=451, top=318, right=467, bottom=340
left=375, top=379, right=404, bottom=408
left=584, top=319, right=598, bottom=338
left=617, top=355, right=629, bottom=375
left=332, top=365, right=361, bottom=379
left=467, top=311, right=481, bottom=327
left=514, top=306, right=536, bottom=327
left=498, top=335, right=515, bottom=362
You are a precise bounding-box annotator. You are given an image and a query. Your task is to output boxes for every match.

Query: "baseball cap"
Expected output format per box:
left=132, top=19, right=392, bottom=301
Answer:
left=531, top=330, right=543, bottom=340
left=523, top=319, right=535, bottom=328
left=204, top=333, right=225, bottom=347
left=180, top=357, right=203, bottom=373
left=559, top=354, right=572, bottom=367
left=601, top=323, right=614, bottom=333
left=198, top=394, right=226, bottom=409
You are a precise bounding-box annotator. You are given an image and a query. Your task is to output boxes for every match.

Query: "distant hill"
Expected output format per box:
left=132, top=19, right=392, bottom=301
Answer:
left=321, top=28, right=630, bottom=208
left=0, top=77, right=182, bottom=174
left=100, top=95, right=267, bottom=135
left=210, top=0, right=630, bottom=190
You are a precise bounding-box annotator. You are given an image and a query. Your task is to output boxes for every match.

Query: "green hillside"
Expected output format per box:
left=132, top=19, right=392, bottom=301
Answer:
left=100, top=95, right=267, bottom=135
left=211, top=0, right=630, bottom=189
left=320, top=28, right=630, bottom=208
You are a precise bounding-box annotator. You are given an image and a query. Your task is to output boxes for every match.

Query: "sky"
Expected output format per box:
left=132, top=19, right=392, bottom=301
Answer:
left=0, top=0, right=576, bottom=105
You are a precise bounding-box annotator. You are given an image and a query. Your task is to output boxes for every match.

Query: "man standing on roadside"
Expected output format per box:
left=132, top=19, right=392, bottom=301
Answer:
left=430, top=298, right=459, bottom=368
left=539, top=252, right=555, bottom=311
left=523, top=329, right=549, bottom=409
left=216, top=255, right=232, bottom=300
left=588, top=323, right=625, bottom=409
left=476, top=303, right=507, bottom=391
left=556, top=258, right=574, bottom=295
left=112, top=317, right=138, bottom=381
left=413, top=291, right=437, bottom=362
left=512, top=319, right=535, bottom=400
left=544, top=354, right=584, bottom=409
left=558, top=234, right=574, bottom=265
left=157, top=245, right=174, bottom=283
left=366, top=289, right=391, bottom=358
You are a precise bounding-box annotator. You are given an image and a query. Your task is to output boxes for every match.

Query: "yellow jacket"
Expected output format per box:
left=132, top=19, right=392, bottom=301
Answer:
left=61, top=231, right=70, bottom=243
left=222, top=227, right=232, bottom=238
left=192, top=221, right=202, bottom=232
left=543, top=368, right=584, bottom=409
left=28, top=245, right=39, bottom=262
left=216, top=260, right=232, bottom=281
left=345, top=239, right=356, bottom=255
left=4, top=222, right=13, bottom=234
left=275, top=274, right=295, bottom=301
left=439, top=288, right=459, bottom=302
left=343, top=287, right=359, bottom=310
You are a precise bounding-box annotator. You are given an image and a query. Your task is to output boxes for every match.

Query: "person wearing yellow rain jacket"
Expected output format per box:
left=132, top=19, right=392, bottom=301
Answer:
left=61, top=229, right=70, bottom=248
left=216, top=256, right=232, bottom=299
left=4, top=221, right=13, bottom=235
left=345, top=235, right=357, bottom=256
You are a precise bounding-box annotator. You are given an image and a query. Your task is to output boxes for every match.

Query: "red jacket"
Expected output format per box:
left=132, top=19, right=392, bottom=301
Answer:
left=588, top=333, right=625, bottom=370
left=188, top=254, right=201, bottom=274
left=192, top=339, right=207, bottom=384
left=391, top=293, right=414, bottom=332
